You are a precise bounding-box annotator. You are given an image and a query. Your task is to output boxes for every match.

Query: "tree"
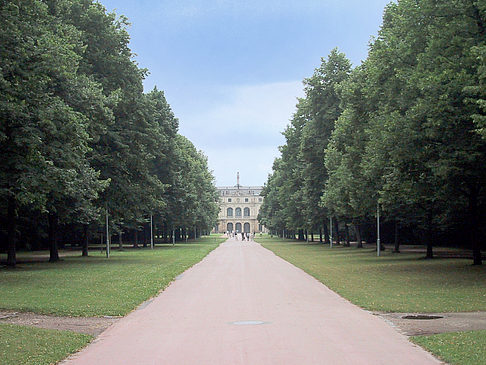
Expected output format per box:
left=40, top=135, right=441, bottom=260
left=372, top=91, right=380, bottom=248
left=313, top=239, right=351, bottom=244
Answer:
left=0, top=0, right=106, bottom=265
left=300, top=48, right=351, bottom=241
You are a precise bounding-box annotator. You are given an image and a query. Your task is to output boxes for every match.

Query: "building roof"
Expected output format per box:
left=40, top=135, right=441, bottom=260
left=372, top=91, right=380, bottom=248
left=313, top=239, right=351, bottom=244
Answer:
left=217, top=186, right=263, bottom=196
left=217, top=172, right=263, bottom=196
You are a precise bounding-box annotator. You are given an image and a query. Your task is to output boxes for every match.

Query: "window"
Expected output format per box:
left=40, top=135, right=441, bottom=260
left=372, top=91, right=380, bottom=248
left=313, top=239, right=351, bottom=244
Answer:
left=228, top=198, right=232, bottom=202
left=245, top=198, right=248, bottom=202
left=244, top=222, right=250, bottom=233
left=235, top=207, right=242, bottom=217
left=244, top=207, right=250, bottom=217
left=227, top=207, right=233, bottom=217
left=259, top=198, right=263, bottom=202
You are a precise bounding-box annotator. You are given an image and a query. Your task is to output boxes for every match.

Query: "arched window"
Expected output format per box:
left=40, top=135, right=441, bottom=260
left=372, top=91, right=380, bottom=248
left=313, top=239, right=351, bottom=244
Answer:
left=235, top=222, right=242, bottom=232
left=227, top=223, right=233, bottom=232
left=227, top=207, right=233, bottom=217
left=244, top=207, right=250, bottom=217
left=235, top=207, right=242, bottom=217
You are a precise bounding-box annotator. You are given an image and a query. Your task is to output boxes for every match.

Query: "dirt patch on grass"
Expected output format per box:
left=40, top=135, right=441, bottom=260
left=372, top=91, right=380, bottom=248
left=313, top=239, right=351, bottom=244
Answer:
left=0, top=311, right=119, bottom=336
left=375, top=311, right=486, bottom=336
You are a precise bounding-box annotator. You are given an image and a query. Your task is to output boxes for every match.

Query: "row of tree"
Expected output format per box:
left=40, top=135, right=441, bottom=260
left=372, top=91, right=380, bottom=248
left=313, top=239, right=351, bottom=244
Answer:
left=0, top=0, right=220, bottom=266
left=258, top=0, right=486, bottom=265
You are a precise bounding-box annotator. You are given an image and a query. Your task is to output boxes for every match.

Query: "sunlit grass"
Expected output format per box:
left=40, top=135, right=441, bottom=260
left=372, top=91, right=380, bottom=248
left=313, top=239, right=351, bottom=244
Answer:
left=0, top=236, right=225, bottom=316
left=411, top=330, right=486, bottom=365
left=0, top=324, right=92, bottom=365
left=256, top=235, right=486, bottom=313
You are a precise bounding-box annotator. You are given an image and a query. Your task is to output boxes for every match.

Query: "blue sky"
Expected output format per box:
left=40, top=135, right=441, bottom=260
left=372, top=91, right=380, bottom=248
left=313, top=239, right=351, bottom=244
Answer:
left=101, top=0, right=392, bottom=186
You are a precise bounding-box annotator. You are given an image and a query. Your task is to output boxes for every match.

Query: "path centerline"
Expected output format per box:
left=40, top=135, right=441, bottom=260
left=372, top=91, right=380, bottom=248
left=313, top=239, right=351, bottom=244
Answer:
left=63, top=238, right=440, bottom=365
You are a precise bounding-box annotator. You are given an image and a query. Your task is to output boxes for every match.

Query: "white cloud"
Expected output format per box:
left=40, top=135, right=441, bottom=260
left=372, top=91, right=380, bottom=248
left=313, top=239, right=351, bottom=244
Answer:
left=178, top=81, right=304, bottom=186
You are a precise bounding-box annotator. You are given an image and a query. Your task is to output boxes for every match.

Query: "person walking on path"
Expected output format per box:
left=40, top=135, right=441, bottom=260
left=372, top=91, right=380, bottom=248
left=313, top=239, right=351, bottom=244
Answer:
left=63, top=238, right=441, bottom=365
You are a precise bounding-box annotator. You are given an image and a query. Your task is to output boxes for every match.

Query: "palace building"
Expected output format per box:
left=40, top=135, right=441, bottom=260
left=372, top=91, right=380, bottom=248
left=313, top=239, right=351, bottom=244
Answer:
left=214, top=173, right=265, bottom=234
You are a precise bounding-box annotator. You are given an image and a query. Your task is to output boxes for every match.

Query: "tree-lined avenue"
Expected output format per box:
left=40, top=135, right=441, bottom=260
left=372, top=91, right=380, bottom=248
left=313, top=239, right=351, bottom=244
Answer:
left=62, top=238, right=440, bottom=365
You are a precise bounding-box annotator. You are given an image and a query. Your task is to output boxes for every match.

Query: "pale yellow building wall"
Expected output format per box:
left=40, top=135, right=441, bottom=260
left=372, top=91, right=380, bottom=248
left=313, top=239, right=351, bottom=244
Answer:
left=213, top=186, right=265, bottom=233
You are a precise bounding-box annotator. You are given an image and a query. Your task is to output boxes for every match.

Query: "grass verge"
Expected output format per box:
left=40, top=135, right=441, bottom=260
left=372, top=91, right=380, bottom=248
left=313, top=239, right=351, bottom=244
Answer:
left=0, top=323, right=92, bottom=365
left=411, top=330, right=486, bottom=365
left=0, top=235, right=225, bottom=317
left=255, top=236, right=486, bottom=312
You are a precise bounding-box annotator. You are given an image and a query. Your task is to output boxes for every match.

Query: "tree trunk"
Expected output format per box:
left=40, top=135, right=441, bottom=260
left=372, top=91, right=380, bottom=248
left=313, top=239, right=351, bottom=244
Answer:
left=143, top=224, right=148, bottom=247
left=334, top=219, right=340, bottom=245
left=425, top=217, right=434, bottom=259
left=48, top=213, right=59, bottom=262
left=323, top=222, right=330, bottom=244
left=469, top=190, right=482, bottom=265
left=319, top=228, right=323, bottom=243
left=135, top=230, right=140, bottom=248
left=118, top=231, right=123, bottom=250
left=354, top=224, right=363, bottom=248
left=311, top=232, right=314, bottom=242
left=345, top=223, right=350, bottom=247
left=7, top=196, right=17, bottom=267
left=82, top=224, right=89, bottom=257
left=393, top=220, right=400, bottom=253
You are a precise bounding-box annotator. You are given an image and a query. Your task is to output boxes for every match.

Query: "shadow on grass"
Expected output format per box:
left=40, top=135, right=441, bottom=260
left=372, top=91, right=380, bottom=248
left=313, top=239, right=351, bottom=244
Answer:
left=0, top=243, right=221, bottom=272
left=260, top=239, right=483, bottom=266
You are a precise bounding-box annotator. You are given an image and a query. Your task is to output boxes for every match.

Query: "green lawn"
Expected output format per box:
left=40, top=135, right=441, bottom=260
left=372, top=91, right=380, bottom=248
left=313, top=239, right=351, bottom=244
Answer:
left=0, top=235, right=225, bottom=317
left=256, top=235, right=486, bottom=365
left=412, top=330, right=486, bottom=365
left=0, top=324, right=92, bottom=365
left=256, top=236, right=486, bottom=313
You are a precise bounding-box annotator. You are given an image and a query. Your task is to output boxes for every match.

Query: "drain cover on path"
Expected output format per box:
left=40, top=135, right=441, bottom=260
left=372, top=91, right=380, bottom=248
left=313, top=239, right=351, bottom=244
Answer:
left=402, top=315, right=443, bottom=320
left=230, top=320, right=267, bottom=325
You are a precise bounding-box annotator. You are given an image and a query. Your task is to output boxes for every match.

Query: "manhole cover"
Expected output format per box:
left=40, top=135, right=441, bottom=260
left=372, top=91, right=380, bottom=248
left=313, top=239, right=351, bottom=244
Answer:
left=402, top=315, right=443, bottom=320
left=230, top=320, right=266, bottom=325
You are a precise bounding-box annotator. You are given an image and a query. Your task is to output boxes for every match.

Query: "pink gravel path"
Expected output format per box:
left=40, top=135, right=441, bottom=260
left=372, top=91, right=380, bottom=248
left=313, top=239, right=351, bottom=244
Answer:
left=62, top=238, right=441, bottom=365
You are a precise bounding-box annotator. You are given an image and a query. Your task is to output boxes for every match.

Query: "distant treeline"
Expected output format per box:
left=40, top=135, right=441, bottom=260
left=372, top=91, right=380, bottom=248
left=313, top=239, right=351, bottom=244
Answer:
left=257, top=0, right=486, bottom=265
left=0, top=0, right=220, bottom=266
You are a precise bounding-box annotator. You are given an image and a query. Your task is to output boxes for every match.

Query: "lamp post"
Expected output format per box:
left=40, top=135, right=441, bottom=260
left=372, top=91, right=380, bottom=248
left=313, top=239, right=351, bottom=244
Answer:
left=377, top=202, right=381, bottom=257
left=150, top=214, right=154, bottom=249
left=330, top=216, right=333, bottom=248
left=105, top=207, right=110, bottom=258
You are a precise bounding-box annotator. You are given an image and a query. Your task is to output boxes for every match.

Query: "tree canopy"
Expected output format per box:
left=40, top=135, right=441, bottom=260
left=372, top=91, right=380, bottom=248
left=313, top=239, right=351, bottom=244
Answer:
left=0, top=0, right=219, bottom=266
left=259, top=0, right=486, bottom=264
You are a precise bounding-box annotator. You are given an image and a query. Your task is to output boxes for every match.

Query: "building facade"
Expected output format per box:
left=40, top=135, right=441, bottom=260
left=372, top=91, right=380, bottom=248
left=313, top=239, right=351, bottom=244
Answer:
left=214, top=174, right=265, bottom=234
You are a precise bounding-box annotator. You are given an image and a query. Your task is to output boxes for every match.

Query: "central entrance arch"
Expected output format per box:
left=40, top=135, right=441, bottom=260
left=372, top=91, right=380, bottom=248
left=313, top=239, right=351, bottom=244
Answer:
left=235, top=222, right=242, bottom=233
left=227, top=223, right=233, bottom=232
left=244, top=222, right=250, bottom=233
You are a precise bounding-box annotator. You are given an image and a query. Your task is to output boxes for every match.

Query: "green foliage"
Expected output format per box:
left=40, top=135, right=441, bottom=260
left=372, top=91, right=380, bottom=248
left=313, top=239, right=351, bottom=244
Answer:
left=0, top=0, right=220, bottom=264
left=259, top=50, right=352, bottom=234
left=301, top=49, right=351, bottom=228
left=0, top=324, right=92, bottom=365
left=259, top=0, right=486, bottom=262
